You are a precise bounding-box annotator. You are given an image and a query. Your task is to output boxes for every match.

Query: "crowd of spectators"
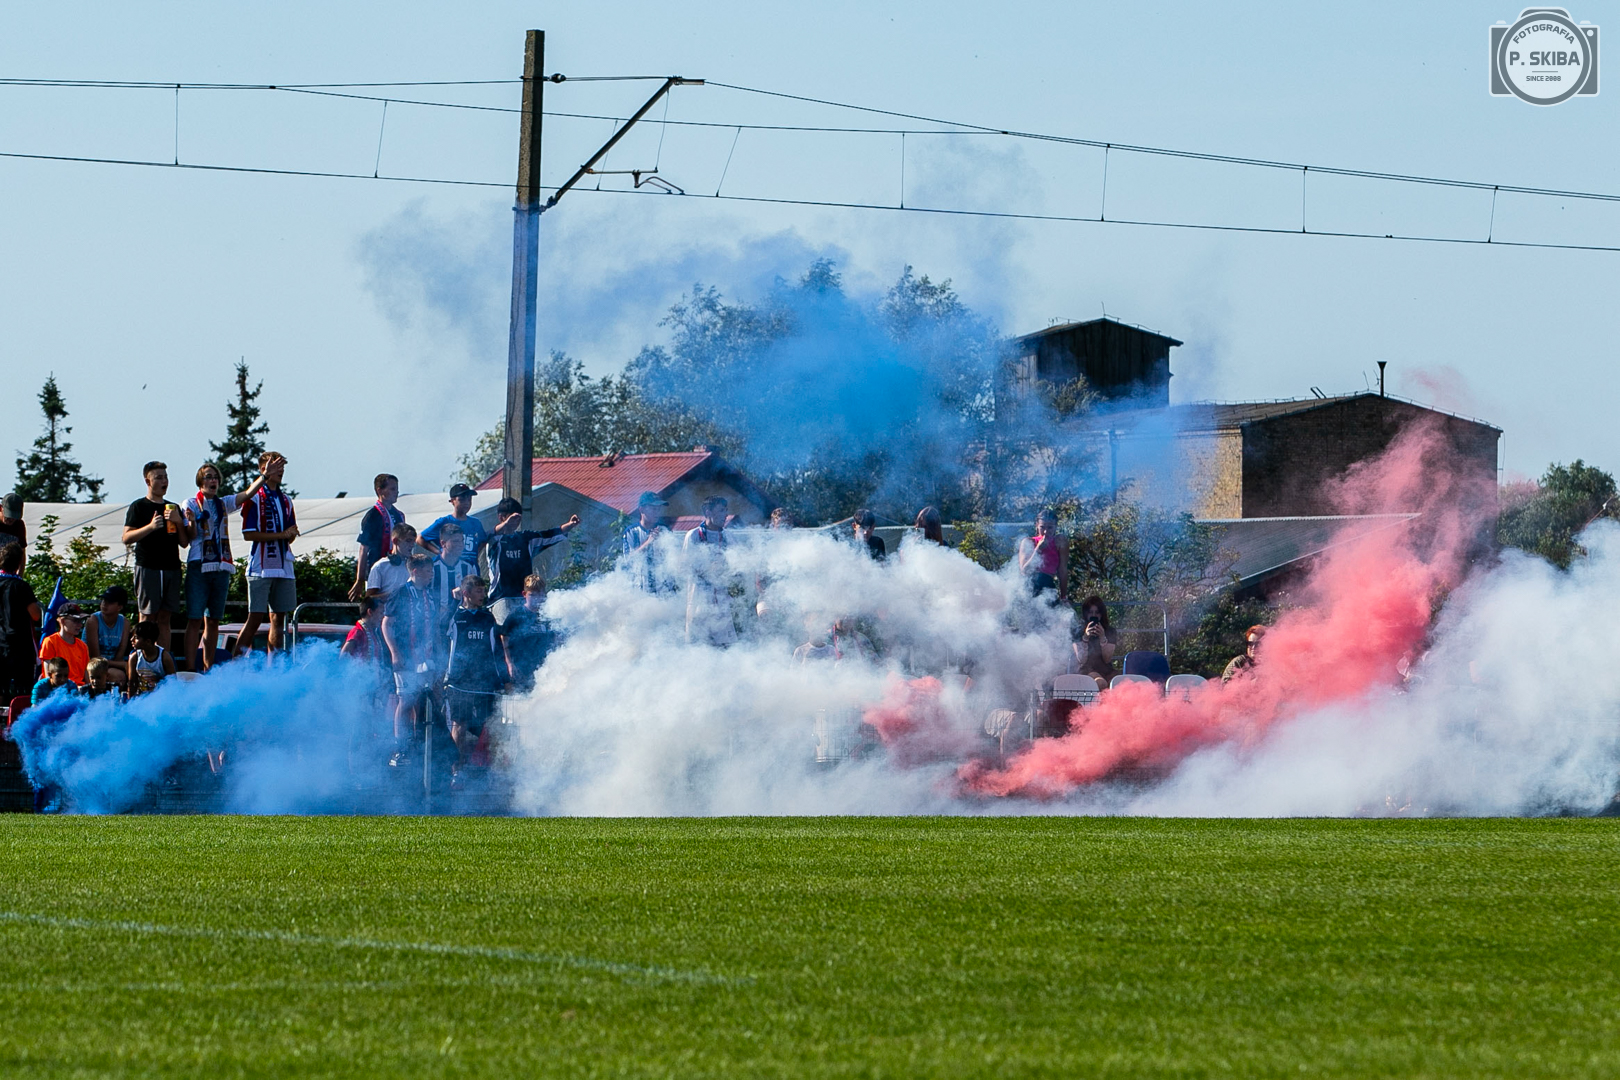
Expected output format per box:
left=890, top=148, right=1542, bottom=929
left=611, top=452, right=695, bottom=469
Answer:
left=2, top=464, right=1242, bottom=773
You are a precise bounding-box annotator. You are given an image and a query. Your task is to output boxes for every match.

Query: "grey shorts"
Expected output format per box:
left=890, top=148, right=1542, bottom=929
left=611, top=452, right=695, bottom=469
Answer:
left=247, top=575, right=296, bottom=613
left=134, top=566, right=184, bottom=615
left=185, top=565, right=233, bottom=620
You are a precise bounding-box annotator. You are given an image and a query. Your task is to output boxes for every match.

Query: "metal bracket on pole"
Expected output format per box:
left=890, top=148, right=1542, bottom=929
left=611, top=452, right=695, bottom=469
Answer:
left=542, top=77, right=703, bottom=213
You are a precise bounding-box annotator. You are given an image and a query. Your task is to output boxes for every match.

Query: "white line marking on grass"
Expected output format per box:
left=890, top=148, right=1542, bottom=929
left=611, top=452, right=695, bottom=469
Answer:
left=0, top=912, right=742, bottom=986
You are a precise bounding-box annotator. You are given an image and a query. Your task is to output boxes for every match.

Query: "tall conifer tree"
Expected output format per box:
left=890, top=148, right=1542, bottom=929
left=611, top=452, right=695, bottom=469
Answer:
left=210, top=359, right=271, bottom=491
left=14, top=375, right=103, bottom=503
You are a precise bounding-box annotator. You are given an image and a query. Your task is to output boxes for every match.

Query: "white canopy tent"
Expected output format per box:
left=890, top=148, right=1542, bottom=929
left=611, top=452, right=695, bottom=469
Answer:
left=16, top=491, right=504, bottom=565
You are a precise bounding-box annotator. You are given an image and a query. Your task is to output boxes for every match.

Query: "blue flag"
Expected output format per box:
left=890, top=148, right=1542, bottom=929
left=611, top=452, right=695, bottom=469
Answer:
left=39, top=576, right=66, bottom=639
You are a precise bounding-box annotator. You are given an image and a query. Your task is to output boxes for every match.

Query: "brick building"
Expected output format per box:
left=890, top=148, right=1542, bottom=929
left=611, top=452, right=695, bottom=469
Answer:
left=1072, top=393, right=1502, bottom=519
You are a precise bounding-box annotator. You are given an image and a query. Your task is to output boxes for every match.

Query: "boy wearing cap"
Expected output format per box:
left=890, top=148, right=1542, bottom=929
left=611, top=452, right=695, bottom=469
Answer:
left=39, top=604, right=90, bottom=686
left=620, top=491, right=669, bottom=592
left=421, top=484, right=489, bottom=562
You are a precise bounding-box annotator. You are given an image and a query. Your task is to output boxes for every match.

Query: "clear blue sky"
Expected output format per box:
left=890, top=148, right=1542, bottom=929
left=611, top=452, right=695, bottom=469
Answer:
left=1, top=2, right=1616, bottom=504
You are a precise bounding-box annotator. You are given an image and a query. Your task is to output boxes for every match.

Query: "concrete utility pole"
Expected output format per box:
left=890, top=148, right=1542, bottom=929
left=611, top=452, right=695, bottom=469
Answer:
left=502, top=29, right=543, bottom=517
left=500, top=33, right=698, bottom=519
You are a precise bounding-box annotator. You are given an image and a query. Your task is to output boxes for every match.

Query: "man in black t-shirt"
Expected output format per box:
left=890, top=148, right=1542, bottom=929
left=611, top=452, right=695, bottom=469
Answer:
left=485, top=497, right=579, bottom=623
left=121, top=461, right=191, bottom=650
left=0, top=542, right=41, bottom=698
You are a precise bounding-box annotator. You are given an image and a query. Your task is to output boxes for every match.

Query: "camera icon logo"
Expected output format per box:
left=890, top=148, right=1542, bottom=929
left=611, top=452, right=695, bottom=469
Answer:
left=1491, top=8, right=1599, bottom=105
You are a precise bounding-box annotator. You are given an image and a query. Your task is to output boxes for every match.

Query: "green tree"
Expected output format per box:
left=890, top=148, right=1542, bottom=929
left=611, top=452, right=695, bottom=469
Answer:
left=1497, top=459, right=1619, bottom=569
left=25, top=516, right=134, bottom=604
left=14, top=376, right=103, bottom=503
left=210, top=359, right=271, bottom=492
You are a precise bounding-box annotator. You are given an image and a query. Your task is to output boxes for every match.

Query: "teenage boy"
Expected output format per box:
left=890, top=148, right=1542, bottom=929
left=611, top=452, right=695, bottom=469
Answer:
left=421, top=483, right=489, bottom=561
left=0, top=542, right=40, bottom=699
left=620, top=491, right=669, bottom=592
left=238, top=451, right=298, bottom=656
left=183, top=460, right=267, bottom=671
left=499, top=573, right=555, bottom=692
left=350, top=473, right=407, bottom=602
left=122, top=461, right=191, bottom=649
left=683, top=496, right=736, bottom=647
left=39, top=604, right=90, bottom=686
left=365, top=523, right=419, bottom=607
left=485, top=498, right=579, bottom=624
left=382, top=553, right=438, bottom=768
left=32, top=657, right=76, bottom=705
left=429, top=521, right=476, bottom=631
left=443, top=575, right=504, bottom=785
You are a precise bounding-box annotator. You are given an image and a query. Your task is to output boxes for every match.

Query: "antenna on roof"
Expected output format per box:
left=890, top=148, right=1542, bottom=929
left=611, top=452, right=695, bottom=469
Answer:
left=1310, top=386, right=1326, bottom=399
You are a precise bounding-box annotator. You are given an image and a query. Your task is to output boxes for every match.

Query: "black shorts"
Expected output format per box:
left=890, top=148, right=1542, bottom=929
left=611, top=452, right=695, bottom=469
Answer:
left=1027, top=572, right=1058, bottom=600
left=445, top=686, right=497, bottom=736
left=0, top=649, right=35, bottom=701
left=134, top=566, right=184, bottom=615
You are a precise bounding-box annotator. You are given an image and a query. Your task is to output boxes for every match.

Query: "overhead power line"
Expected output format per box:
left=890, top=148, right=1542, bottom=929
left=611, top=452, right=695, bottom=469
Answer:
left=1, top=72, right=1617, bottom=252
left=2, top=145, right=1616, bottom=255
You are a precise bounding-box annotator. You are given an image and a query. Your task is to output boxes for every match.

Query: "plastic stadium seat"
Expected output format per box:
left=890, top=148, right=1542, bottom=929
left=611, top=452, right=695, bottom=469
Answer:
left=1110, top=674, right=1153, bottom=689
left=1164, top=673, right=1207, bottom=700
left=1122, top=650, right=1172, bottom=684
left=1052, top=674, right=1101, bottom=695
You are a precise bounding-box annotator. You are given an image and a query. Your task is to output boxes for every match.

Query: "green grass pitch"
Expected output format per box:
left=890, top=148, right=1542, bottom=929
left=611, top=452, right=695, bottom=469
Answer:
left=0, top=816, right=1617, bottom=1078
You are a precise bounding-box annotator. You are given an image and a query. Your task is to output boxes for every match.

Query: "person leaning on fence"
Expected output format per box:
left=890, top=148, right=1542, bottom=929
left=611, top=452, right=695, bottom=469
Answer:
left=183, top=461, right=267, bottom=672
left=1222, top=625, right=1267, bottom=684
left=121, top=461, right=191, bottom=651
left=350, top=473, right=406, bottom=603
left=486, top=498, right=579, bottom=625
left=683, top=496, right=737, bottom=647
left=1070, top=595, right=1118, bottom=684
left=1018, top=509, right=1068, bottom=604
left=443, top=575, right=505, bottom=787
left=621, top=491, right=670, bottom=592
left=0, top=541, right=40, bottom=700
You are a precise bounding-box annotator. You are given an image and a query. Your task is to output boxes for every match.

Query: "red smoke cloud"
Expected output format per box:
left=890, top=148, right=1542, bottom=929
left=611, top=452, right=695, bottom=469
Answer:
left=959, top=420, right=1491, bottom=798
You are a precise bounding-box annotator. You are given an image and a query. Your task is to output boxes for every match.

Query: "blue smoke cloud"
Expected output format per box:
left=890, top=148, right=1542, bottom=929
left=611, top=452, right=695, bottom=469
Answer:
left=13, top=647, right=379, bottom=815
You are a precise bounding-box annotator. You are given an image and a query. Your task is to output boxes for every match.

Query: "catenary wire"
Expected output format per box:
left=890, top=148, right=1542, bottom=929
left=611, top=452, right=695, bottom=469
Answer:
left=2, top=145, right=1616, bottom=254
left=9, top=74, right=1620, bottom=207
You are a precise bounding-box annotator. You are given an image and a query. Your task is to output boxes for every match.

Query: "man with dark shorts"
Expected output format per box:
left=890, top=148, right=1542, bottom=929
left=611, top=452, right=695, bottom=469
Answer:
left=444, top=575, right=505, bottom=786
left=121, top=461, right=190, bottom=650
left=0, top=542, right=40, bottom=699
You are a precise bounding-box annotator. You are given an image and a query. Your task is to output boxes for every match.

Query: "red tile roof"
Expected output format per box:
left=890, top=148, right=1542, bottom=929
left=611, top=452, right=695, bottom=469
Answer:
left=478, top=452, right=714, bottom=513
